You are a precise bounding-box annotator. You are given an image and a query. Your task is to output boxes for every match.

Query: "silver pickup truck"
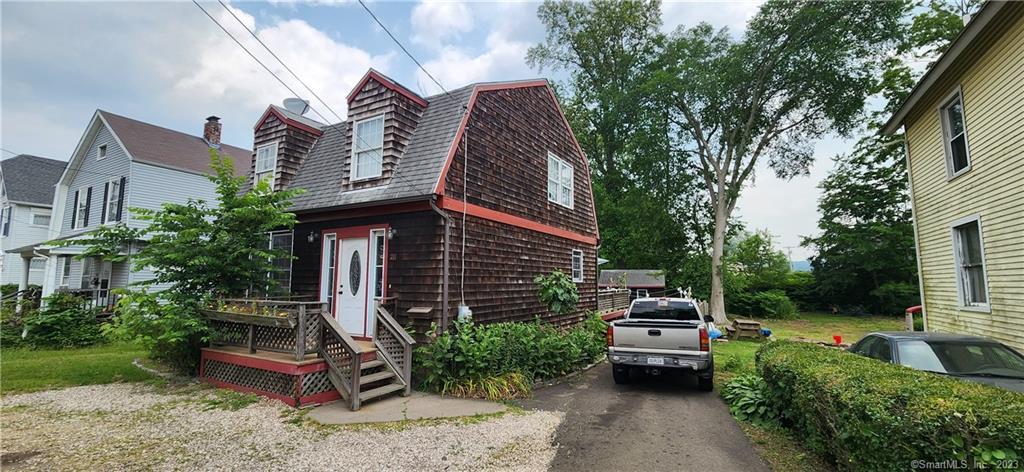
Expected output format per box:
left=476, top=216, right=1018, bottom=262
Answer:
left=606, top=297, right=714, bottom=391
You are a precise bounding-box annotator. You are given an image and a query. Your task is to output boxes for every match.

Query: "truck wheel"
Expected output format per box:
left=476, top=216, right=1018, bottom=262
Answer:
left=697, top=373, right=714, bottom=392
left=613, top=367, right=630, bottom=384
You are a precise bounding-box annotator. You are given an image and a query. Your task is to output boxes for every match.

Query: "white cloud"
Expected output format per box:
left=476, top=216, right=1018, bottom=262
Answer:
left=661, top=0, right=763, bottom=34
left=410, top=0, right=473, bottom=50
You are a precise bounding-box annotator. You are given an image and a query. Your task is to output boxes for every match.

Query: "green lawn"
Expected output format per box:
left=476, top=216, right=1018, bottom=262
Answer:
left=712, top=312, right=903, bottom=472
left=1, top=342, right=154, bottom=395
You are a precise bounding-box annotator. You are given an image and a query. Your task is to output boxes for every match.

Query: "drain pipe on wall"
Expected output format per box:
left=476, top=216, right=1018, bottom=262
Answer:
left=430, top=198, right=452, bottom=332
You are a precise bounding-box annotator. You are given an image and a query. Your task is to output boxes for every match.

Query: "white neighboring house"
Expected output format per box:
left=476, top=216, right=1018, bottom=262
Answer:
left=0, top=155, right=66, bottom=289
left=7, top=110, right=250, bottom=309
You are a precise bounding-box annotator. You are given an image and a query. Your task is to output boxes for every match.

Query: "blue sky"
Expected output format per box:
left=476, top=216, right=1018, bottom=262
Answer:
left=1, top=0, right=843, bottom=260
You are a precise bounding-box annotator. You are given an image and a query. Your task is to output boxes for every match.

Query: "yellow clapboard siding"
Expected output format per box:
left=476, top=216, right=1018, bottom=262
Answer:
left=904, top=7, right=1024, bottom=352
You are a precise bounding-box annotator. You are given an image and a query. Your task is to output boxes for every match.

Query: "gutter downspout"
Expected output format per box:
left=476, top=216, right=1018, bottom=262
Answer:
left=903, top=129, right=929, bottom=332
left=430, top=198, right=451, bottom=332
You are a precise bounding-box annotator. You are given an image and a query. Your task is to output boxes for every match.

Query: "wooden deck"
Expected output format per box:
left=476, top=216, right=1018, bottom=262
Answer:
left=205, top=341, right=377, bottom=366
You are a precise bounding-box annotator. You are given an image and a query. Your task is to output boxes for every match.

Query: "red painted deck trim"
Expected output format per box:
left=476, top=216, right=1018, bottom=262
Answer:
left=438, top=196, right=597, bottom=245
left=253, top=106, right=324, bottom=136
left=202, top=348, right=325, bottom=376
left=299, top=390, right=342, bottom=406
left=601, top=309, right=626, bottom=321
left=347, top=70, right=429, bottom=108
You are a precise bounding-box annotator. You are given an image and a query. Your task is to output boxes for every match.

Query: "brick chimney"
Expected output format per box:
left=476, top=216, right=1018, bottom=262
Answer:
left=204, top=116, right=221, bottom=147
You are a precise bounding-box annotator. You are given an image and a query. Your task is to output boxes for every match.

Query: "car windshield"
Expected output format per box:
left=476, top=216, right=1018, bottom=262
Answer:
left=628, top=300, right=700, bottom=321
left=897, top=340, right=1024, bottom=378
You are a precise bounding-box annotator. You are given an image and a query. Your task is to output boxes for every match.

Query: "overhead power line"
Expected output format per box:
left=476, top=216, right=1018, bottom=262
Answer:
left=356, top=0, right=452, bottom=99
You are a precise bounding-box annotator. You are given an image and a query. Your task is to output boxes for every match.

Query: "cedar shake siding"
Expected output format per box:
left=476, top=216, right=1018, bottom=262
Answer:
left=443, top=86, right=598, bottom=237
left=253, top=110, right=322, bottom=191
left=342, top=77, right=426, bottom=191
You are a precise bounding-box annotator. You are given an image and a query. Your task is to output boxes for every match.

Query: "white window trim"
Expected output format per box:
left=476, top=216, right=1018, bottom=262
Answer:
left=571, top=249, right=584, bottom=282
left=254, top=142, right=279, bottom=187
left=97, top=143, right=108, bottom=161
left=1, top=206, right=11, bottom=237
left=59, top=256, right=72, bottom=288
left=949, top=214, right=990, bottom=313
left=369, top=229, right=387, bottom=299
left=74, top=187, right=89, bottom=229
left=938, top=86, right=972, bottom=180
left=29, top=257, right=46, bottom=271
left=548, top=152, right=574, bottom=209
left=30, top=211, right=51, bottom=228
left=351, top=115, right=385, bottom=182
left=102, top=178, right=121, bottom=224
left=320, top=233, right=338, bottom=307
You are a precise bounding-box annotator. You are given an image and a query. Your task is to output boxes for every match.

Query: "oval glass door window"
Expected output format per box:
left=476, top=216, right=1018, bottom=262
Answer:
left=349, top=251, right=361, bottom=295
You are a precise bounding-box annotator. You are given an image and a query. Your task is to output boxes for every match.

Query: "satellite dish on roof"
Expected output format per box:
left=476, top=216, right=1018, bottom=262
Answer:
left=282, top=98, right=310, bottom=116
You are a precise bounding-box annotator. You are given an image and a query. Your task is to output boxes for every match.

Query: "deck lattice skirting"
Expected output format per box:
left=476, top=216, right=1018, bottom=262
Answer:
left=200, top=348, right=340, bottom=407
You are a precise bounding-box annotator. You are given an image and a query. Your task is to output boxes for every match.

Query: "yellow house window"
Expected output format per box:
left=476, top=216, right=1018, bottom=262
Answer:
left=951, top=216, right=989, bottom=310
left=939, top=88, right=971, bottom=178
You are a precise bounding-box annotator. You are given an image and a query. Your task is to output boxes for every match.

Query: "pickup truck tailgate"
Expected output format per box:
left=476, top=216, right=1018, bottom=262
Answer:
left=613, top=321, right=701, bottom=351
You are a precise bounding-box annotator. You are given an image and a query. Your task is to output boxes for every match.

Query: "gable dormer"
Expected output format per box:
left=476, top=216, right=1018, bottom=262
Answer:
left=342, top=70, right=428, bottom=190
left=253, top=104, right=324, bottom=191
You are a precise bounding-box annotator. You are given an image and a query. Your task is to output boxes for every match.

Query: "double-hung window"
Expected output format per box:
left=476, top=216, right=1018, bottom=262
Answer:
left=353, top=116, right=384, bottom=180
left=59, top=256, right=72, bottom=288
left=547, top=153, right=574, bottom=208
left=571, top=249, right=584, bottom=282
left=102, top=178, right=124, bottom=223
left=1, top=206, right=10, bottom=236
left=952, top=216, right=989, bottom=309
left=254, top=143, right=278, bottom=188
left=73, top=187, right=91, bottom=229
left=98, top=144, right=107, bottom=160
left=940, top=88, right=971, bottom=177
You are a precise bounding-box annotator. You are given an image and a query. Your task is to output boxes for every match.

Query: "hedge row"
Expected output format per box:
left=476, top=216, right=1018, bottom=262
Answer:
left=757, top=341, right=1024, bottom=471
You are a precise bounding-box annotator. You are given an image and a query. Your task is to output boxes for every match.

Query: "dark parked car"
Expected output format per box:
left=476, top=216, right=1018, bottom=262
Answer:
left=848, top=332, right=1024, bottom=393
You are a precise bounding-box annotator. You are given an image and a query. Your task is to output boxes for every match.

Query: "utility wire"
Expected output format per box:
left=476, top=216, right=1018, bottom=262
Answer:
left=356, top=0, right=452, bottom=99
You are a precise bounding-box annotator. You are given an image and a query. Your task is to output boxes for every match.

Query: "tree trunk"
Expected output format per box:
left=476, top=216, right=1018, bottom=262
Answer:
left=708, top=197, right=729, bottom=324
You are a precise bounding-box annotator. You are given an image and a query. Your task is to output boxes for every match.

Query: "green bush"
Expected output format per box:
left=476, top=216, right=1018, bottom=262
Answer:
left=415, top=313, right=606, bottom=398
left=534, top=269, right=580, bottom=316
left=103, top=290, right=207, bottom=373
left=869, top=281, right=920, bottom=316
left=780, top=272, right=820, bottom=311
left=728, top=289, right=797, bottom=319
left=757, top=341, right=1024, bottom=471
left=722, top=373, right=780, bottom=428
left=20, top=293, right=105, bottom=348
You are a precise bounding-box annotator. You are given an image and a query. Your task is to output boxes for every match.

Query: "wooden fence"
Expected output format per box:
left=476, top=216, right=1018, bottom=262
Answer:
left=598, top=289, right=631, bottom=313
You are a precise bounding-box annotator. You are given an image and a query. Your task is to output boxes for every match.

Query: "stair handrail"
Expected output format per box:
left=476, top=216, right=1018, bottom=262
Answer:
left=373, top=301, right=416, bottom=396
left=317, top=311, right=364, bottom=410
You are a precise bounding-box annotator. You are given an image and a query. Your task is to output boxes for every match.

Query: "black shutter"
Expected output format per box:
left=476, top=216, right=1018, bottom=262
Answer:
left=101, top=182, right=109, bottom=224
left=116, top=176, right=126, bottom=222
left=71, top=191, right=79, bottom=229
left=83, top=187, right=92, bottom=227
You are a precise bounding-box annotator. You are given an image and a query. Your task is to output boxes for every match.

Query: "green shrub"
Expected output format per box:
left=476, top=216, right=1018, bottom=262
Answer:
left=534, top=269, right=580, bottom=316
left=18, top=293, right=105, bottom=348
left=415, top=313, right=606, bottom=398
left=757, top=341, right=1024, bottom=471
left=869, top=281, right=920, bottom=316
left=103, top=290, right=207, bottom=374
left=728, top=289, right=797, bottom=319
left=780, top=272, right=820, bottom=311
left=722, top=373, right=780, bottom=428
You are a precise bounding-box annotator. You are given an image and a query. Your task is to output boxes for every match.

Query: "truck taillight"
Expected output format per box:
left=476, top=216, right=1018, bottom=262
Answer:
left=699, top=327, right=710, bottom=352
left=606, top=325, right=614, bottom=346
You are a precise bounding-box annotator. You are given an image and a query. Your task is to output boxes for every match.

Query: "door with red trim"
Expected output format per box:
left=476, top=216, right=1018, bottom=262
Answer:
left=337, top=237, right=369, bottom=336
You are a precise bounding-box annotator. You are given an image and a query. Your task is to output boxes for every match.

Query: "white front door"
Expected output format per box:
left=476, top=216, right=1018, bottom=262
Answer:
left=336, top=237, right=369, bottom=336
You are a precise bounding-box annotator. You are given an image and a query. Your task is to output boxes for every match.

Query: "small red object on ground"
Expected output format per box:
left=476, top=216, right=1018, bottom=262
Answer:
left=833, top=335, right=842, bottom=345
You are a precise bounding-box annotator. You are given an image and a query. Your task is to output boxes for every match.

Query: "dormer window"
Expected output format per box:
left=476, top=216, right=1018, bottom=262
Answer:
left=254, top=143, right=278, bottom=187
left=98, top=144, right=107, bottom=160
left=352, top=115, right=384, bottom=180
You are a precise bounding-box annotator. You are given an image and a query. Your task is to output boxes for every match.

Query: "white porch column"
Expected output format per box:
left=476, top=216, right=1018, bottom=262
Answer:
left=16, top=254, right=31, bottom=314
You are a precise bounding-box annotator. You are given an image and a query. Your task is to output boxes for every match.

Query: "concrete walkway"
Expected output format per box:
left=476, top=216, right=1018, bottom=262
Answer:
left=308, top=391, right=506, bottom=425
left=517, top=362, right=769, bottom=472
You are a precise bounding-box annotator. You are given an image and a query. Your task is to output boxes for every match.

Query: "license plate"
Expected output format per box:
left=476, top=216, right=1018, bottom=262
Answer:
left=647, top=357, right=665, bottom=365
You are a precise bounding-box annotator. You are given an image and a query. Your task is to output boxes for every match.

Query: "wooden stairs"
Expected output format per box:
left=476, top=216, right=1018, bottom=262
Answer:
left=355, top=355, right=406, bottom=404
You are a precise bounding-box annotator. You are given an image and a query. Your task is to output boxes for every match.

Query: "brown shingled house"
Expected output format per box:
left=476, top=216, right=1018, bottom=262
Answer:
left=250, top=70, right=601, bottom=338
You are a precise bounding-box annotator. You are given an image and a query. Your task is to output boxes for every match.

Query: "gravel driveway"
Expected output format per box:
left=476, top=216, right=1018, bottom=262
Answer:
left=1, top=383, right=561, bottom=471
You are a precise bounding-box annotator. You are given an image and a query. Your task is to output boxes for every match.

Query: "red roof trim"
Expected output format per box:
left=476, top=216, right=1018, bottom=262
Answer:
left=439, top=196, right=597, bottom=245
left=346, top=70, right=429, bottom=108
left=254, top=106, right=324, bottom=137
left=431, top=80, right=601, bottom=240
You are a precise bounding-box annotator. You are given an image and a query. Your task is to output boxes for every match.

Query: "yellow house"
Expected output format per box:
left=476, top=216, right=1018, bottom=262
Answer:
left=882, top=1, right=1024, bottom=352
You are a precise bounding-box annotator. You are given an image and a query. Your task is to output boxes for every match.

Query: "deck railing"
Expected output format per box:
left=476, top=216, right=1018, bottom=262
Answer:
left=598, top=289, right=631, bottom=313
left=203, top=299, right=326, bottom=361
left=373, top=301, right=416, bottom=396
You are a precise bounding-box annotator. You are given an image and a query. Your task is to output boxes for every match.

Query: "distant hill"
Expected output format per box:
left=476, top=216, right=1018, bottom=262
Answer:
left=790, top=260, right=811, bottom=272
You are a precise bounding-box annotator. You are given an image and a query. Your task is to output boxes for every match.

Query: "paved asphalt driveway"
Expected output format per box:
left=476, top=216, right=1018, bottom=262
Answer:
left=517, top=362, right=769, bottom=472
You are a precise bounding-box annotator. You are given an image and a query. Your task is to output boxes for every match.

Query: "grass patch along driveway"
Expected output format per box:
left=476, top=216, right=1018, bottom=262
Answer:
left=1, top=342, right=153, bottom=395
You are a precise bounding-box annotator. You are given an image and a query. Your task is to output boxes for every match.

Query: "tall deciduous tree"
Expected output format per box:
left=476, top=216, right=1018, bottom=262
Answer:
left=655, top=0, right=906, bottom=320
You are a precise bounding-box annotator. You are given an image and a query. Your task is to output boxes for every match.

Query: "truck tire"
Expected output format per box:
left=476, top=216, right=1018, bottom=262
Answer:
left=697, top=372, right=714, bottom=392
left=613, top=366, right=630, bottom=384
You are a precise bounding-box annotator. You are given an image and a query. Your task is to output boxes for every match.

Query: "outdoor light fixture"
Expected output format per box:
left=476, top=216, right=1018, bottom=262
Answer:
left=387, top=228, right=397, bottom=240
left=307, top=231, right=319, bottom=244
